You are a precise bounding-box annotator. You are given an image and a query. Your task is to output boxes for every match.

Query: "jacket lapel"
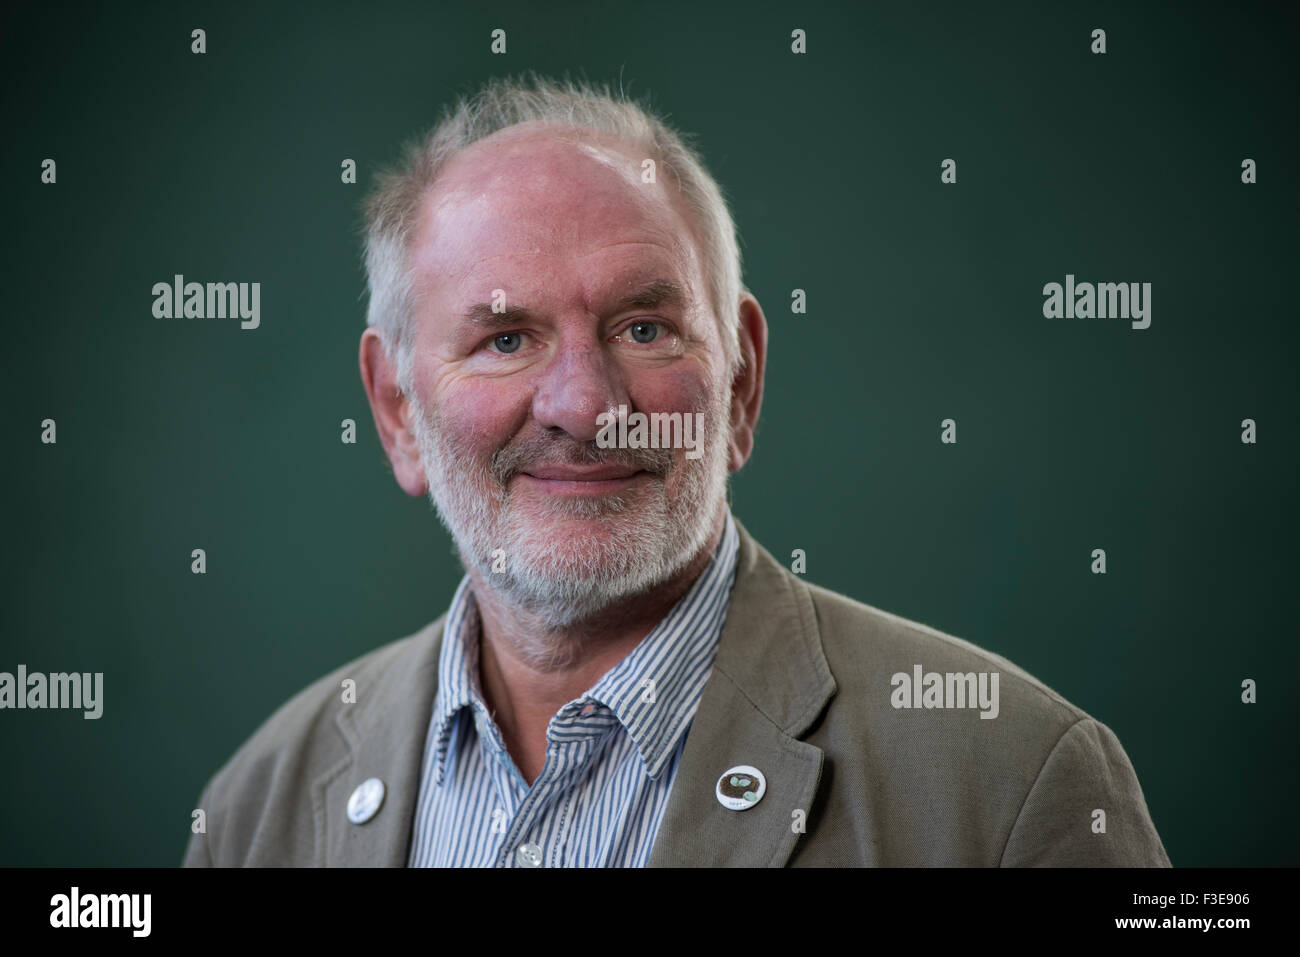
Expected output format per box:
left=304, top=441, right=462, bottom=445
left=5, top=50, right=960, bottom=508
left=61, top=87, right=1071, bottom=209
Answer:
left=649, top=518, right=836, bottom=867
left=314, top=617, right=446, bottom=866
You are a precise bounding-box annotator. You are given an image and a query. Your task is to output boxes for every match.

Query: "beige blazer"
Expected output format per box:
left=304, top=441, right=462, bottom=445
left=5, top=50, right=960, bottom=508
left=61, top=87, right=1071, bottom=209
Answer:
left=183, top=519, right=1170, bottom=867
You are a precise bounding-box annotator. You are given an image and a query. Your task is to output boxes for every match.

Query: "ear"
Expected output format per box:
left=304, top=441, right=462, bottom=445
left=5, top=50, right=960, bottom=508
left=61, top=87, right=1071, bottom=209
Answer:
left=359, top=328, right=429, bottom=497
left=726, top=293, right=767, bottom=472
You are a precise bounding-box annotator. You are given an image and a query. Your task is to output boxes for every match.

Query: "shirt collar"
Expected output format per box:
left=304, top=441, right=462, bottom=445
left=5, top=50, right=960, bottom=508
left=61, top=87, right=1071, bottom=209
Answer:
left=428, top=510, right=740, bottom=784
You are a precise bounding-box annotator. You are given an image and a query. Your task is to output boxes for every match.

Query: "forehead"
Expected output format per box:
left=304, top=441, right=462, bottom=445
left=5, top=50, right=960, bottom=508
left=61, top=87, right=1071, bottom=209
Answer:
left=408, top=123, right=705, bottom=304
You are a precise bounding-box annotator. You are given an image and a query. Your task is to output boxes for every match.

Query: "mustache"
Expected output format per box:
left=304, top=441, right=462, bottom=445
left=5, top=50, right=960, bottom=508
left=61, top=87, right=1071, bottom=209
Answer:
left=490, top=434, right=674, bottom=488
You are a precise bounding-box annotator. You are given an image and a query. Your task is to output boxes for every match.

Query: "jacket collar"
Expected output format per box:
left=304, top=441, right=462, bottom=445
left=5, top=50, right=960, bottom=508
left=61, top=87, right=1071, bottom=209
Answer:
left=315, top=516, right=835, bottom=867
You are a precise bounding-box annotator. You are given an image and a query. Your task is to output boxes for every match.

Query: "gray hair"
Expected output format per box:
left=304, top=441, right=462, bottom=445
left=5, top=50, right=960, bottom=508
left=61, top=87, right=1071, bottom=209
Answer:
left=360, top=72, right=745, bottom=395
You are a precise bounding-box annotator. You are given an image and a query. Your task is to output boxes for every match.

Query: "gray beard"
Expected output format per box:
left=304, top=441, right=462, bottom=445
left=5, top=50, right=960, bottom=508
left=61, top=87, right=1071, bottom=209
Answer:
left=408, top=390, right=731, bottom=630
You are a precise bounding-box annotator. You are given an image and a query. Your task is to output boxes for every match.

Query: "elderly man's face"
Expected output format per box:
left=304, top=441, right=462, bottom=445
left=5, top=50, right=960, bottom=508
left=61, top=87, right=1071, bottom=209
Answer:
left=402, top=124, right=734, bottom=626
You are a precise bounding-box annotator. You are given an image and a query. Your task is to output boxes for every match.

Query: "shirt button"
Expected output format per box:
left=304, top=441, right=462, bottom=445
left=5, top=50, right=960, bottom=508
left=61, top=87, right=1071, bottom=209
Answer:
left=516, top=843, right=544, bottom=868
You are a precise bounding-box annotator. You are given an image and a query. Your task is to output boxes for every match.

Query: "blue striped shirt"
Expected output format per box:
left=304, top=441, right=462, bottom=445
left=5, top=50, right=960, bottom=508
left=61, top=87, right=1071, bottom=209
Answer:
left=407, top=511, right=739, bottom=867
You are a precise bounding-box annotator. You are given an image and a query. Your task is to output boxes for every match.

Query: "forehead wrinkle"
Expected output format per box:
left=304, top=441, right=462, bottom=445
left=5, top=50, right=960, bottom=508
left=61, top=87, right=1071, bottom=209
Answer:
left=416, top=196, right=683, bottom=303
left=411, top=134, right=711, bottom=339
left=449, top=239, right=692, bottom=308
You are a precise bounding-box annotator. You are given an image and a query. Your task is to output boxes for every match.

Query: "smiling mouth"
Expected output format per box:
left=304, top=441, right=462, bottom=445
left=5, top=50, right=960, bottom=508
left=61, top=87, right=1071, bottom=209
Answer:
left=515, top=467, right=650, bottom=495
left=522, top=464, right=642, bottom=481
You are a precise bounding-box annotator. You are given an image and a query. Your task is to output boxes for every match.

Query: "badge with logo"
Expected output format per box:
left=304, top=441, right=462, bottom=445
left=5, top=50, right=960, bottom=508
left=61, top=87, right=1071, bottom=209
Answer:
left=716, top=765, right=766, bottom=811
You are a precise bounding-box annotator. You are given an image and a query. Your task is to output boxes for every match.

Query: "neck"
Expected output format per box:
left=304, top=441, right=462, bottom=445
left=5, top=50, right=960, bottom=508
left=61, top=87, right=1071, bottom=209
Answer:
left=466, top=509, right=726, bottom=784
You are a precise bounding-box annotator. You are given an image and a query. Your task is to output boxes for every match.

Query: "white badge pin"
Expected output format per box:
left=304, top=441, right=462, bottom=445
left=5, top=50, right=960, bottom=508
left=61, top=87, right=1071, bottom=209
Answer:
left=346, top=777, right=386, bottom=824
left=716, top=765, right=766, bottom=811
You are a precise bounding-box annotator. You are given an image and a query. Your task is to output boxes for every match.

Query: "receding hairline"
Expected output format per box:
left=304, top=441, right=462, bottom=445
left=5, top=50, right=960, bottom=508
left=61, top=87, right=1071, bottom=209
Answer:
left=413, top=120, right=704, bottom=240
left=451, top=120, right=700, bottom=206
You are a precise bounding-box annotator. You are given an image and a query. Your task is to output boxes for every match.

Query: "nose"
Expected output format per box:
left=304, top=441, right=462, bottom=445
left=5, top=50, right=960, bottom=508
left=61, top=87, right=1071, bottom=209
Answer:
left=530, top=337, right=627, bottom=442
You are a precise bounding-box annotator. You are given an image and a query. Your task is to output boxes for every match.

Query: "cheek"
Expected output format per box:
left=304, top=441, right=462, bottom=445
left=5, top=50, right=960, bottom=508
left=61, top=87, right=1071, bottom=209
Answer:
left=631, top=367, right=715, bottom=415
left=630, top=369, right=727, bottom=468
left=433, top=374, right=530, bottom=456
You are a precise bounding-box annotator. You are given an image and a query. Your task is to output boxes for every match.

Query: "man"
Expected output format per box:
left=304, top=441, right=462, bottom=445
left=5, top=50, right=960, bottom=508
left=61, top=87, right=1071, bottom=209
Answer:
left=183, top=74, right=1170, bottom=867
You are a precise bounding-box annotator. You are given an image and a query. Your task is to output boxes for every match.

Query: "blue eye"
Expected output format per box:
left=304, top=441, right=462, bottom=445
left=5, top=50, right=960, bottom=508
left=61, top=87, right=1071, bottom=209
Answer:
left=491, top=333, right=522, bottom=354
left=629, top=321, right=660, bottom=343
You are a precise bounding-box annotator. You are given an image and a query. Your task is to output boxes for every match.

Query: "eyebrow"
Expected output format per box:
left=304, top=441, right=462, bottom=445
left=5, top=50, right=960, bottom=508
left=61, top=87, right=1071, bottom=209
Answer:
left=458, top=279, right=687, bottom=329
left=616, top=278, right=686, bottom=311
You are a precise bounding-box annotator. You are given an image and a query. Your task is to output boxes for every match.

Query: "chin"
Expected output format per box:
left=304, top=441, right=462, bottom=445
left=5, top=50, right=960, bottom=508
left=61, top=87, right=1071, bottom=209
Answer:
left=493, top=518, right=683, bottom=615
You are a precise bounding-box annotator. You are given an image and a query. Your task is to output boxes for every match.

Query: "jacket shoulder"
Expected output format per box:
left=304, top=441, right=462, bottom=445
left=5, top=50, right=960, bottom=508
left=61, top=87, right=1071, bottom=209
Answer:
left=804, top=581, right=1085, bottom=727
left=183, top=617, right=444, bottom=866
left=796, top=581, right=1168, bottom=865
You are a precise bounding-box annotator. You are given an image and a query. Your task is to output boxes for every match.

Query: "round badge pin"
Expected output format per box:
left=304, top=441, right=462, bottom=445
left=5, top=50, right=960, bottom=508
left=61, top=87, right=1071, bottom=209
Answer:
left=716, top=765, right=766, bottom=811
left=346, top=777, right=386, bottom=824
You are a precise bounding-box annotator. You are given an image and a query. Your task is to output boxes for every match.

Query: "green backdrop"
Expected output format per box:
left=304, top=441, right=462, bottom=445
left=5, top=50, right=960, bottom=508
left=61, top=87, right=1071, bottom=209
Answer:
left=2, top=0, right=1296, bottom=866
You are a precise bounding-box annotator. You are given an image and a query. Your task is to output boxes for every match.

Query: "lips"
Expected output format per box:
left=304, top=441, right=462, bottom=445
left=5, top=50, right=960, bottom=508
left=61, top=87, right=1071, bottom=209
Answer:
left=521, top=465, right=643, bottom=481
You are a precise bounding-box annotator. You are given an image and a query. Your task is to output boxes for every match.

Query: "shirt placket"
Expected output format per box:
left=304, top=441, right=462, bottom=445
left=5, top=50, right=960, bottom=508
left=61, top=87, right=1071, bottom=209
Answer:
left=488, top=704, right=617, bottom=867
